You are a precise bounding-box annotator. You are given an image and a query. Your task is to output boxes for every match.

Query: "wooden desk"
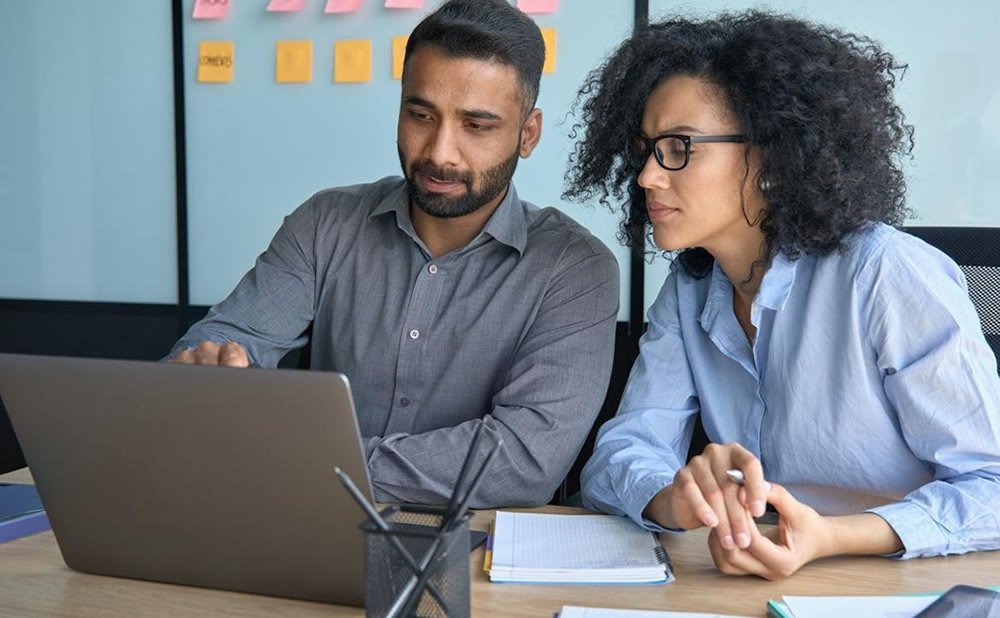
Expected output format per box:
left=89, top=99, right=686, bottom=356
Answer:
left=2, top=469, right=997, bottom=617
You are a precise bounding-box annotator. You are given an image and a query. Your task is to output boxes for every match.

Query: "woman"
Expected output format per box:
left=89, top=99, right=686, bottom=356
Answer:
left=567, top=12, right=1000, bottom=579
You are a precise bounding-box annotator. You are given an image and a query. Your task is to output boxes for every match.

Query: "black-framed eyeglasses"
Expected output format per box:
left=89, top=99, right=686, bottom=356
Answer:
left=628, top=134, right=748, bottom=171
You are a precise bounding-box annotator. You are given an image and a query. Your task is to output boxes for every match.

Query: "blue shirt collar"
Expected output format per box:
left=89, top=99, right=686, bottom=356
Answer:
left=698, top=252, right=799, bottom=333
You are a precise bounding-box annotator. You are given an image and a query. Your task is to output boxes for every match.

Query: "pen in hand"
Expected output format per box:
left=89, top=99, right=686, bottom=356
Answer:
left=726, top=469, right=772, bottom=518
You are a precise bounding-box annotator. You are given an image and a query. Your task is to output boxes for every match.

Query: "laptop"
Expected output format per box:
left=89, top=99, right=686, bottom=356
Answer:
left=0, top=353, right=376, bottom=606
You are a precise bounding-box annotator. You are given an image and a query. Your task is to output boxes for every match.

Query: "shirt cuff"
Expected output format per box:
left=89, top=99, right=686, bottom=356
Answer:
left=866, top=500, right=951, bottom=559
left=624, top=471, right=676, bottom=532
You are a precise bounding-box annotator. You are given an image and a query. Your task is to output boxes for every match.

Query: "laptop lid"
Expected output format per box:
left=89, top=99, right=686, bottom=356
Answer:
left=0, top=353, right=374, bottom=606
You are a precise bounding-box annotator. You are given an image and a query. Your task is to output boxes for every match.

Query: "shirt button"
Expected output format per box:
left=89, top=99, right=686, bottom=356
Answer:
left=428, top=264, right=438, bottom=274
left=409, top=329, right=420, bottom=340
left=399, top=397, right=410, bottom=407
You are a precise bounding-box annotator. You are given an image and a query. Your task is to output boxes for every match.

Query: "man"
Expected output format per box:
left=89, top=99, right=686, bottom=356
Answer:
left=169, top=0, right=619, bottom=507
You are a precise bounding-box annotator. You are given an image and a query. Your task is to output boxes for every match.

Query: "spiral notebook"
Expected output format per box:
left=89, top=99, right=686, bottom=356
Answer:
left=488, top=512, right=673, bottom=584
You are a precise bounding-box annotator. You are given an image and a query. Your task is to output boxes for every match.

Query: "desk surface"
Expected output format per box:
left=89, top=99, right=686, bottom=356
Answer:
left=2, top=468, right=997, bottom=617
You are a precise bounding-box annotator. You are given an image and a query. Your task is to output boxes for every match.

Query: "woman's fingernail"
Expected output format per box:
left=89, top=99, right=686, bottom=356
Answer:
left=752, top=500, right=766, bottom=517
left=736, top=532, right=751, bottom=548
left=704, top=512, right=719, bottom=527
left=722, top=535, right=735, bottom=550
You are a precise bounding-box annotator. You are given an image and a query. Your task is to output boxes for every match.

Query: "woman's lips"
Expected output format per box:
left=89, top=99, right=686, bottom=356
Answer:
left=647, top=200, right=679, bottom=220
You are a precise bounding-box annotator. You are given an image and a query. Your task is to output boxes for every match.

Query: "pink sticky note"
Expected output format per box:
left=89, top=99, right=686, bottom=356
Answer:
left=517, top=0, right=558, bottom=13
left=384, top=0, right=423, bottom=9
left=268, top=0, right=306, bottom=11
left=325, top=0, right=362, bottom=12
left=192, top=0, right=230, bottom=20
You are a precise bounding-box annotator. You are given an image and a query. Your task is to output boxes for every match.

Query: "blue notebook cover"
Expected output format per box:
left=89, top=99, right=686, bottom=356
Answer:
left=0, top=483, right=51, bottom=544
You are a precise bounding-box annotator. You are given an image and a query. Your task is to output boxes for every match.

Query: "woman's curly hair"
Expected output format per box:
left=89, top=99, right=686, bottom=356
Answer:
left=563, top=11, right=914, bottom=277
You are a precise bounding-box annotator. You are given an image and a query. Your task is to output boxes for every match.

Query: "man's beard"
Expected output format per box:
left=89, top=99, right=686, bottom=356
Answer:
left=398, top=145, right=520, bottom=218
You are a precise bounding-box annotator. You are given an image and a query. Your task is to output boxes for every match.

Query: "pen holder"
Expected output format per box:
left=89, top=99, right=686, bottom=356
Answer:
left=361, top=504, right=471, bottom=618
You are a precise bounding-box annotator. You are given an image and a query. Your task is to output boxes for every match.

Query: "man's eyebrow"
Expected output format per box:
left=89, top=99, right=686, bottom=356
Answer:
left=403, top=95, right=435, bottom=109
left=461, top=109, right=502, bottom=121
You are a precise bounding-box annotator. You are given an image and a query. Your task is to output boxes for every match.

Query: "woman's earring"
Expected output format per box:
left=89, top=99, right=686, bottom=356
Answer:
left=759, top=178, right=772, bottom=192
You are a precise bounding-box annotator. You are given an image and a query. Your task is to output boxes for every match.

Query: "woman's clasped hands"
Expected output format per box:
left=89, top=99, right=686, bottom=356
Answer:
left=645, top=443, right=833, bottom=580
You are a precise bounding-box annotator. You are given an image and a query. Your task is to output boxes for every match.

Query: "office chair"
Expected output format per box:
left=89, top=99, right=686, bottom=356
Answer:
left=906, top=226, right=1000, bottom=369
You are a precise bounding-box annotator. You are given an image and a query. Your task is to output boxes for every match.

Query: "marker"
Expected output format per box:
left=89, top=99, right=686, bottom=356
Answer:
left=725, top=469, right=745, bottom=485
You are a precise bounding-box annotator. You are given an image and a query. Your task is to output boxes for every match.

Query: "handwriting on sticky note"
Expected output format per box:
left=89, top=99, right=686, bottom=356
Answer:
left=324, top=0, right=362, bottom=13
left=334, top=40, right=372, bottom=83
left=541, top=28, right=556, bottom=74
left=276, top=40, right=312, bottom=83
left=197, top=41, right=234, bottom=83
left=192, top=0, right=229, bottom=20
left=267, top=0, right=306, bottom=11
left=517, top=0, right=558, bottom=13
left=384, top=0, right=424, bottom=9
left=391, top=35, right=408, bottom=80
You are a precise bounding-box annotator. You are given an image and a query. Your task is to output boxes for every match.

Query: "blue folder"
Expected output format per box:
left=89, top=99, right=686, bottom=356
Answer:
left=0, top=483, right=50, bottom=544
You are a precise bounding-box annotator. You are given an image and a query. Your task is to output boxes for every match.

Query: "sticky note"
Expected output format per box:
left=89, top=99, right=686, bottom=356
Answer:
left=197, top=41, right=234, bottom=83
left=334, top=40, right=372, bottom=83
left=267, top=0, right=306, bottom=11
left=276, top=40, right=312, bottom=83
left=384, top=0, right=423, bottom=8
left=324, top=0, right=362, bottom=12
left=541, top=28, right=556, bottom=74
left=517, top=0, right=558, bottom=13
left=391, top=35, right=408, bottom=80
left=192, top=0, right=229, bottom=20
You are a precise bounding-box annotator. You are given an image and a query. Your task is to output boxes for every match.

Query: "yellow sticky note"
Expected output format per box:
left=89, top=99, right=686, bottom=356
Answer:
left=391, top=35, right=408, bottom=80
left=334, top=40, right=372, bottom=83
left=276, top=40, right=312, bottom=83
left=197, top=41, right=234, bottom=83
left=541, top=28, right=556, bottom=74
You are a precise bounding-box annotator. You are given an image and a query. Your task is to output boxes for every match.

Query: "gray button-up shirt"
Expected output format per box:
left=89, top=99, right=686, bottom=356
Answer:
left=172, top=176, right=619, bottom=506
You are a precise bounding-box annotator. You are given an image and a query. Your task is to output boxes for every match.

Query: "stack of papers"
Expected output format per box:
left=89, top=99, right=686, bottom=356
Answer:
left=560, top=606, right=750, bottom=617
left=487, top=511, right=673, bottom=584
left=768, top=594, right=941, bottom=617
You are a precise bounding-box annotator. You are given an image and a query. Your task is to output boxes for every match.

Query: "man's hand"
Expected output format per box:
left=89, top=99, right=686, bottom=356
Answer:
left=169, top=341, right=250, bottom=367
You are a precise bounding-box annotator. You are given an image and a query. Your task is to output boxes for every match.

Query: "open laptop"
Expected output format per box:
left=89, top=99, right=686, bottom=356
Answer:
left=0, top=353, right=376, bottom=606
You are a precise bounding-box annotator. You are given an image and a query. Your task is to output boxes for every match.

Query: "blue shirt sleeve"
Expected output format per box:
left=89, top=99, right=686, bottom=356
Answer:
left=861, top=233, right=1000, bottom=559
left=581, top=274, right=700, bottom=529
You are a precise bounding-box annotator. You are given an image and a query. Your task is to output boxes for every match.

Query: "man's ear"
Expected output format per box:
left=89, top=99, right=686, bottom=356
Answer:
left=519, top=108, right=542, bottom=158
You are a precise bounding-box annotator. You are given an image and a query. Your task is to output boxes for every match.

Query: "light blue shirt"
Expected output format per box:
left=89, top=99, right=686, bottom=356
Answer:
left=581, top=224, right=1000, bottom=559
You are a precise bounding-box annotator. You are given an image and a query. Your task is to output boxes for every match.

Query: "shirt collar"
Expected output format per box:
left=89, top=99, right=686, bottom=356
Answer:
left=698, top=252, right=799, bottom=332
left=755, top=251, right=798, bottom=311
left=369, top=179, right=527, bottom=256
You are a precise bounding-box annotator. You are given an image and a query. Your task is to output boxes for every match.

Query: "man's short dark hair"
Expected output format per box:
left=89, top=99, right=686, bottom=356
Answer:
left=404, top=0, right=545, bottom=111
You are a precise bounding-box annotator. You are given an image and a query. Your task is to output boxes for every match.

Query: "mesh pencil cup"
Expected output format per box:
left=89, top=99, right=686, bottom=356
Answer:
left=361, top=504, right=471, bottom=618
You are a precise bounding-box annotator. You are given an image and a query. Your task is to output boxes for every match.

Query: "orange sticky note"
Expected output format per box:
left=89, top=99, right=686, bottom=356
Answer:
left=334, top=40, right=372, bottom=83
left=192, top=0, right=229, bottom=20
left=384, top=0, right=423, bottom=8
left=517, top=0, right=558, bottom=13
left=541, top=28, right=556, bottom=74
left=325, top=0, right=362, bottom=12
left=391, top=35, right=408, bottom=80
left=276, top=40, right=312, bottom=83
left=197, top=41, right=234, bottom=83
left=267, top=0, right=306, bottom=11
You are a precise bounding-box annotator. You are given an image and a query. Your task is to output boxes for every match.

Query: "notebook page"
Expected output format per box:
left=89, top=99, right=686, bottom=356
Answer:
left=492, top=512, right=662, bottom=570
